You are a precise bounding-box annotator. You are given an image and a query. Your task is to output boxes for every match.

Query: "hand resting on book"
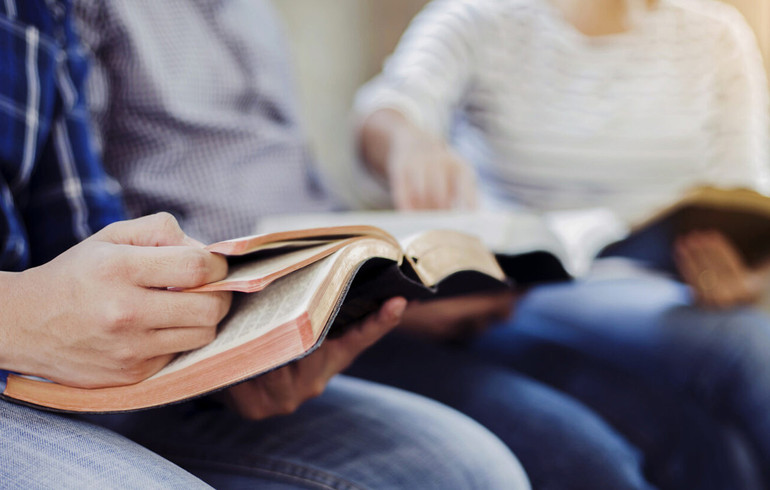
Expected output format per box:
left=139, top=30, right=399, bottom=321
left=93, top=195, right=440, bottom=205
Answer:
left=218, top=297, right=407, bottom=420
left=674, top=230, right=770, bottom=309
left=0, top=213, right=232, bottom=389
left=362, top=109, right=477, bottom=211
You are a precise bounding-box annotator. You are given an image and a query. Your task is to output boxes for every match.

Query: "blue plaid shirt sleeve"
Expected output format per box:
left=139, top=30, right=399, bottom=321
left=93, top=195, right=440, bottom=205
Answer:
left=0, top=0, right=125, bottom=271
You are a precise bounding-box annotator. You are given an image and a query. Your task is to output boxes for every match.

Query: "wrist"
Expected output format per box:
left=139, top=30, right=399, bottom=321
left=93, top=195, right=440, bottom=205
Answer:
left=387, top=121, right=437, bottom=173
left=0, top=268, right=44, bottom=374
left=746, top=270, right=766, bottom=303
left=361, top=108, right=421, bottom=181
left=0, top=270, right=24, bottom=371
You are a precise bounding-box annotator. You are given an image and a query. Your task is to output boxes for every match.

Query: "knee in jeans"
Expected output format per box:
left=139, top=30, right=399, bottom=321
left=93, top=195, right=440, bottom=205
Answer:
left=344, top=378, right=531, bottom=489
left=675, top=309, right=770, bottom=407
left=412, top=402, right=531, bottom=489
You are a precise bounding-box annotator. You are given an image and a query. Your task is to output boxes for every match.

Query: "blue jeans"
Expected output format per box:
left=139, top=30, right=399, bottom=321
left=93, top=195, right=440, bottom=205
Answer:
left=348, top=334, right=657, bottom=490
left=1, top=375, right=529, bottom=489
left=473, top=271, right=770, bottom=488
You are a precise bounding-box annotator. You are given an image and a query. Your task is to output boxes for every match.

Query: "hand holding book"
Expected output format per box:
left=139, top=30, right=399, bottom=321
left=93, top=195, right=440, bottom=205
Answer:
left=674, top=230, right=770, bottom=309
left=219, top=297, right=406, bottom=420
left=1, top=214, right=230, bottom=390
left=0, top=228, right=418, bottom=412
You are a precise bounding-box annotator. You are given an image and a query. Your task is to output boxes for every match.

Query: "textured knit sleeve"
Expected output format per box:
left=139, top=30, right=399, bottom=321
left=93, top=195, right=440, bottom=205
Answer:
left=706, top=5, right=770, bottom=193
left=354, top=0, right=488, bottom=137
left=350, top=0, right=492, bottom=207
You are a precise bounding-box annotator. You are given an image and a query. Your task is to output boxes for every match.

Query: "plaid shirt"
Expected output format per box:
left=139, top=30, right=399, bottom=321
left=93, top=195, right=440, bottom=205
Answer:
left=0, top=0, right=124, bottom=271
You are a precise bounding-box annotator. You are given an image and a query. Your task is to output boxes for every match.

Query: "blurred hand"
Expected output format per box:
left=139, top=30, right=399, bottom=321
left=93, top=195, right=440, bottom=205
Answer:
left=398, top=291, right=518, bottom=342
left=387, top=128, right=478, bottom=210
left=221, top=297, right=407, bottom=420
left=674, top=230, right=765, bottom=309
left=2, top=213, right=232, bottom=388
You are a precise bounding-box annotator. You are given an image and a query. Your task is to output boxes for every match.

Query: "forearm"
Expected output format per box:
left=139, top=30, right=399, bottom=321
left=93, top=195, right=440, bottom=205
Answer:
left=0, top=270, right=37, bottom=374
left=0, top=264, right=73, bottom=376
left=359, top=106, right=477, bottom=210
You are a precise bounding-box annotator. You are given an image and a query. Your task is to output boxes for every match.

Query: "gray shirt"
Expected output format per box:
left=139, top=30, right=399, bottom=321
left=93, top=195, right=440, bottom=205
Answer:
left=75, top=0, right=336, bottom=243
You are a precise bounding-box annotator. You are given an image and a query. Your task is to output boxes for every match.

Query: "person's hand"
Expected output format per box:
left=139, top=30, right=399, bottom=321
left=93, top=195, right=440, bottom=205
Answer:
left=398, top=291, right=518, bottom=341
left=219, top=297, right=407, bottom=420
left=1, top=213, right=232, bottom=388
left=387, top=128, right=477, bottom=210
left=359, top=108, right=477, bottom=210
left=674, top=230, right=765, bottom=309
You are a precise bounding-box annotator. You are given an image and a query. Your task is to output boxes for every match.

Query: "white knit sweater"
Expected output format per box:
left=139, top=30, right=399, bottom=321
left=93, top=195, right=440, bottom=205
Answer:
left=355, top=0, right=770, bottom=222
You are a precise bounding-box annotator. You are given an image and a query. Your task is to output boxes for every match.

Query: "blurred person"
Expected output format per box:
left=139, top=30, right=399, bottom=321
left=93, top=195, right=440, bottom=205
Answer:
left=65, top=0, right=736, bottom=488
left=354, top=0, right=770, bottom=486
left=357, top=0, right=770, bottom=306
left=0, top=1, right=532, bottom=488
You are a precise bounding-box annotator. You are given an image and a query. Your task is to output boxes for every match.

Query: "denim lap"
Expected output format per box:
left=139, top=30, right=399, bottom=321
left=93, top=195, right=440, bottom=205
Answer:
left=0, top=400, right=211, bottom=489
left=474, top=272, right=770, bottom=487
left=82, top=375, right=529, bottom=489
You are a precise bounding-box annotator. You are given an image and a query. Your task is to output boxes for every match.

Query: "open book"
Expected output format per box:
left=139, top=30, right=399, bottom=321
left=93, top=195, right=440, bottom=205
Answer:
left=255, top=186, right=770, bottom=279
left=0, top=225, right=517, bottom=413
left=601, top=186, right=770, bottom=272
left=257, top=208, right=630, bottom=282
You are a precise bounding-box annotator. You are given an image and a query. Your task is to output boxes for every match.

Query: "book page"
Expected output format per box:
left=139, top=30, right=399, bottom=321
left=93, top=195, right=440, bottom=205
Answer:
left=150, top=256, right=337, bottom=379
left=226, top=242, right=340, bottom=282
left=260, top=209, right=570, bottom=265
left=259, top=209, right=629, bottom=278
left=259, top=210, right=556, bottom=251
left=195, top=240, right=349, bottom=292
left=208, top=225, right=394, bottom=255
left=544, top=209, right=628, bottom=276
left=399, top=229, right=506, bottom=286
left=241, top=238, right=341, bottom=251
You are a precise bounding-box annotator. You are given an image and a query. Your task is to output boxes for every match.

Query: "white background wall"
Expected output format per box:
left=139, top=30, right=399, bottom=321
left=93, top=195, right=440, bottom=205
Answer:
left=729, top=0, right=770, bottom=65
left=275, top=0, right=428, bottom=206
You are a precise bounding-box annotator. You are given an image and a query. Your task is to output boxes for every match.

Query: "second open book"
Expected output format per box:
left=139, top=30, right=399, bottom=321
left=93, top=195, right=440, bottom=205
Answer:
left=6, top=186, right=770, bottom=413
